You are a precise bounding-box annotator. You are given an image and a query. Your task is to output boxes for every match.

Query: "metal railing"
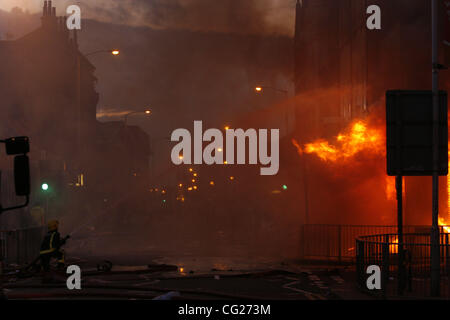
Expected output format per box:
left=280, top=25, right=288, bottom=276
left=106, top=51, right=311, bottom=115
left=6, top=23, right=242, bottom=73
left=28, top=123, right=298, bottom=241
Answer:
left=0, top=227, right=46, bottom=266
left=356, top=233, right=450, bottom=298
left=299, top=224, right=449, bottom=262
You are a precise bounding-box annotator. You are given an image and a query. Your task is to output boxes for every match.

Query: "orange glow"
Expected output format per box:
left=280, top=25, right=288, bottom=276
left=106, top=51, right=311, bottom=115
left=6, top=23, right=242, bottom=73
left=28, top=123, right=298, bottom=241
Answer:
left=448, top=152, right=450, bottom=220
left=230, top=176, right=235, bottom=181
left=390, top=236, right=398, bottom=254
left=291, top=138, right=303, bottom=156
left=210, top=181, right=215, bottom=186
left=439, top=217, right=450, bottom=233
left=295, top=120, right=384, bottom=162
left=385, top=176, right=405, bottom=201
left=111, top=50, right=120, bottom=56
left=255, top=87, right=263, bottom=93
left=385, top=176, right=396, bottom=201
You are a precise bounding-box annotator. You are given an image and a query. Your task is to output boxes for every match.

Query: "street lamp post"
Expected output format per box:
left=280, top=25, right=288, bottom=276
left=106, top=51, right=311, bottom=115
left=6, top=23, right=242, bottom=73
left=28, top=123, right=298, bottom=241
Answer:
left=123, top=110, right=152, bottom=127
left=254, top=86, right=288, bottom=95
left=121, top=110, right=152, bottom=182
left=76, top=49, right=120, bottom=176
left=431, top=0, right=441, bottom=297
left=254, top=86, right=290, bottom=135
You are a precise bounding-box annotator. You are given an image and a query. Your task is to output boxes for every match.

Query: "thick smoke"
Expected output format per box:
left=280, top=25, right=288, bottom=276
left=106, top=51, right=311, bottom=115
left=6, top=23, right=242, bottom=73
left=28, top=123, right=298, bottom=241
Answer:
left=0, top=0, right=296, bottom=36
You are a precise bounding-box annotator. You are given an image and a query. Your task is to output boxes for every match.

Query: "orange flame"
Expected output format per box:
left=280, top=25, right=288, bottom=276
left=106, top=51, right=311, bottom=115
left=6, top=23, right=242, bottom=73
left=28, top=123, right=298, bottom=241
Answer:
left=291, top=138, right=303, bottom=156
left=292, top=118, right=450, bottom=227
left=439, top=217, right=450, bottom=233
left=296, top=120, right=384, bottom=162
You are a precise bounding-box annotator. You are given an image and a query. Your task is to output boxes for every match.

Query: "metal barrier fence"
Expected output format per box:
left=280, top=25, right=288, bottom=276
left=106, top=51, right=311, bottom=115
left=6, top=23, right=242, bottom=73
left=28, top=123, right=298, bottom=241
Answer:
left=299, top=224, right=450, bottom=262
left=0, top=227, right=46, bottom=266
left=356, top=233, right=450, bottom=298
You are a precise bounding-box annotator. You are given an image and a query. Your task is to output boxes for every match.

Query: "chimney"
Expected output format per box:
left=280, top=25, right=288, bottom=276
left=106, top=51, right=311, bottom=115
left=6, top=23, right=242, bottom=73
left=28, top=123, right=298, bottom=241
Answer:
left=52, top=7, right=56, bottom=17
left=43, top=1, right=48, bottom=16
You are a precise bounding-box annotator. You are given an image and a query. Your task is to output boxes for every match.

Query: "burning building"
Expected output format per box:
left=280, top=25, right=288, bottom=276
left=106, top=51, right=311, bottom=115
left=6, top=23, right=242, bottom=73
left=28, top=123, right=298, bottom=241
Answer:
left=293, top=0, right=450, bottom=226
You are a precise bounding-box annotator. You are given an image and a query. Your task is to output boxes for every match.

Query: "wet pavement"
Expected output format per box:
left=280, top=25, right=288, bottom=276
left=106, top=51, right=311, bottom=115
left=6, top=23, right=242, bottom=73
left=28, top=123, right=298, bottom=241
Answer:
left=2, top=253, right=373, bottom=300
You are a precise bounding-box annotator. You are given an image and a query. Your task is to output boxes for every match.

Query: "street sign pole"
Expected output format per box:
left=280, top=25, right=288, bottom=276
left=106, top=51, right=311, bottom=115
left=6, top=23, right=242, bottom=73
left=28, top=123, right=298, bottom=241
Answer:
left=0, top=170, right=3, bottom=300
left=396, top=175, right=405, bottom=295
left=431, top=0, right=441, bottom=297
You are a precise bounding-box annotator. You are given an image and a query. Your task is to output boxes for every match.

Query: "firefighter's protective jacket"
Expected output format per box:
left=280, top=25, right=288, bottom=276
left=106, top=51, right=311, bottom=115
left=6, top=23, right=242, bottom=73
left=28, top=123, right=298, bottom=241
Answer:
left=40, top=231, right=62, bottom=255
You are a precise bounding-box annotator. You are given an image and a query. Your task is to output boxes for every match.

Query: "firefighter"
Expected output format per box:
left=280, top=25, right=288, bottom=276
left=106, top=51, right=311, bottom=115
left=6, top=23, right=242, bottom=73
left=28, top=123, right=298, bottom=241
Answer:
left=39, top=220, right=67, bottom=271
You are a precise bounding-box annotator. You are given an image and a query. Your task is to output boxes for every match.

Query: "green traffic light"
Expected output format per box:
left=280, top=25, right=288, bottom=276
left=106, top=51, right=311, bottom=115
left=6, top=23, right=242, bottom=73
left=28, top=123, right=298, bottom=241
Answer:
left=282, top=185, right=288, bottom=190
left=41, top=183, right=49, bottom=191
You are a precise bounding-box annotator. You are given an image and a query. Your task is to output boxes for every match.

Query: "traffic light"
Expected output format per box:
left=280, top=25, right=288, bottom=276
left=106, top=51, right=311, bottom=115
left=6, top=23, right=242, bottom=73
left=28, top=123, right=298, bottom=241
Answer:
left=282, top=185, right=288, bottom=190
left=38, top=160, right=64, bottom=195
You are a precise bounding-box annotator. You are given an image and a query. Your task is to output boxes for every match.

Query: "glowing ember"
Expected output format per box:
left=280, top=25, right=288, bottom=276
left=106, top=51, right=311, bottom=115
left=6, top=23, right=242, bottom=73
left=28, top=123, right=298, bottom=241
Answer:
left=293, top=120, right=384, bottom=162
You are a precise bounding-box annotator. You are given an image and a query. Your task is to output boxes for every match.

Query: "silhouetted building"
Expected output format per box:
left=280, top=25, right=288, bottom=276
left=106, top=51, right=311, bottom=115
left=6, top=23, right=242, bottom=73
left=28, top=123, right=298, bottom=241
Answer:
left=95, top=121, right=150, bottom=197
left=294, top=0, right=436, bottom=140
left=0, top=1, right=97, bottom=176
left=0, top=1, right=150, bottom=224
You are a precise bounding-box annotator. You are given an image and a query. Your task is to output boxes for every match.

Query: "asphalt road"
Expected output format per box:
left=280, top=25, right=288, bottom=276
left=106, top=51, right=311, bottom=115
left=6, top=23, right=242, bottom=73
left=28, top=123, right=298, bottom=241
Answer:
left=2, top=254, right=371, bottom=300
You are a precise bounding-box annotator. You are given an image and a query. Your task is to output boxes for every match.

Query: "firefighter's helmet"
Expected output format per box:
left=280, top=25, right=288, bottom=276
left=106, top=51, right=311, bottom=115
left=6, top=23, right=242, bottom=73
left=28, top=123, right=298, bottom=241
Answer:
left=47, top=220, right=59, bottom=231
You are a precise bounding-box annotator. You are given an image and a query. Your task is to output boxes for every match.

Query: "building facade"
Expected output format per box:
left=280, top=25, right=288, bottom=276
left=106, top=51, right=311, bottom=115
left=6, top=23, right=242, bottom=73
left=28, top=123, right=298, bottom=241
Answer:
left=0, top=1, right=150, bottom=227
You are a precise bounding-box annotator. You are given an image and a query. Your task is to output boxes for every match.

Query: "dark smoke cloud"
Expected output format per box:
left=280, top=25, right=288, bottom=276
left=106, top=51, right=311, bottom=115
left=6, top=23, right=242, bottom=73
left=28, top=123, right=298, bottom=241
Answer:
left=77, top=0, right=295, bottom=35
left=0, top=0, right=295, bottom=36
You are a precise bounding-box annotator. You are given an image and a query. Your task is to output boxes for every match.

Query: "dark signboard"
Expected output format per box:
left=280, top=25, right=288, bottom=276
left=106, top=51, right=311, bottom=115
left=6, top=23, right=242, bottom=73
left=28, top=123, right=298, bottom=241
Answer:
left=386, top=90, right=448, bottom=176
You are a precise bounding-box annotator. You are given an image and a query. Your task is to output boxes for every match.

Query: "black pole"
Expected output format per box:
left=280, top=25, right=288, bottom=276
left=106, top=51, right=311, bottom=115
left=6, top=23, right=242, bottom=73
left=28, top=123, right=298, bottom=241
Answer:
left=431, top=0, right=441, bottom=297
left=396, top=175, right=405, bottom=295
